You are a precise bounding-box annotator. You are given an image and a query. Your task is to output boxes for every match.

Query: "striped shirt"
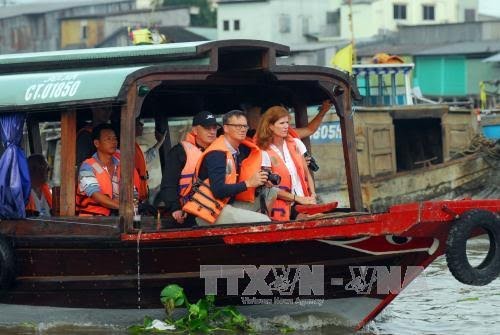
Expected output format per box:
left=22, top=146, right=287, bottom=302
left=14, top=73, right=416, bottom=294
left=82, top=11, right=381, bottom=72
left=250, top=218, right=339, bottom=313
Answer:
left=79, top=153, right=120, bottom=199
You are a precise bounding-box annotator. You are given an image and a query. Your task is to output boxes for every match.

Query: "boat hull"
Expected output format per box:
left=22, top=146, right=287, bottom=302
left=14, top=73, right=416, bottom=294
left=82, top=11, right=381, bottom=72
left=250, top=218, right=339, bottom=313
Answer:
left=1, top=199, right=498, bottom=329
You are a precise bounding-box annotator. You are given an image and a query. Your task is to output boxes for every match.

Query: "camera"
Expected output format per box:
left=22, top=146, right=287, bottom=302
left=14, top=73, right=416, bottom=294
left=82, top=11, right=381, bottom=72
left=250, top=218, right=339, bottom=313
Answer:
left=261, top=167, right=282, bottom=185
left=304, top=152, right=319, bottom=172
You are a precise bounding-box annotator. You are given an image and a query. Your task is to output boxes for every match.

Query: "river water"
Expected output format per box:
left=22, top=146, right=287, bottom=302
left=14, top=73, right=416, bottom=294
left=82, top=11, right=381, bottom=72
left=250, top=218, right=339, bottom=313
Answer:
left=0, top=238, right=498, bottom=335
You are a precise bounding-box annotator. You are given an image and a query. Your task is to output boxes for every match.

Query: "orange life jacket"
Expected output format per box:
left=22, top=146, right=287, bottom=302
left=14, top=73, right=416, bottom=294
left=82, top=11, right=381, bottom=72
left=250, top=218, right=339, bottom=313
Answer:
left=114, top=143, right=148, bottom=201
left=267, top=137, right=310, bottom=221
left=76, top=157, right=120, bottom=216
left=134, top=142, right=149, bottom=201
left=179, top=132, right=203, bottom=204
left=182, top=136, right=261, bottom=224
left=288, top=127, right=300, bottom=139
left=26, top=183, right=53, bottom=213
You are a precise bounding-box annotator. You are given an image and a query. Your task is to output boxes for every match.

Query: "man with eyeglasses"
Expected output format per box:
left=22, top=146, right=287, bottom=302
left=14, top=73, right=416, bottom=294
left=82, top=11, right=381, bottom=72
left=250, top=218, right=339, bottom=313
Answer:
left=157, top=111, right=220, bottom=226
left=183, top=110, right=275, bottom=225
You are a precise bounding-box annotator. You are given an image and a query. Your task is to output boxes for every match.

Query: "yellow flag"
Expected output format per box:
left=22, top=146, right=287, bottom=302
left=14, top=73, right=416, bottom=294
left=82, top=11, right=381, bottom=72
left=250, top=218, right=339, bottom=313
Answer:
left=479, top=81, right=487, bottom=110
left=331, top=44, right=353, bottom=73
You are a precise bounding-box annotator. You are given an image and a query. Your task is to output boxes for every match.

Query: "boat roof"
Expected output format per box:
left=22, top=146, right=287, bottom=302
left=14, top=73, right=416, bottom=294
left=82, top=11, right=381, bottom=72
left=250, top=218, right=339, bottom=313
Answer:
left=0, top=39, right=354, bottom=111
left=352, top=63, right=414, bottom=76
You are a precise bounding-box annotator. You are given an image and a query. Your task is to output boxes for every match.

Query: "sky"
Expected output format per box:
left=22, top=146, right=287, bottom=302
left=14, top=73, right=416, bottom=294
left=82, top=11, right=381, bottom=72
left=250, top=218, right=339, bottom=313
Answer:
left=5, top=0, right=500, bottom=17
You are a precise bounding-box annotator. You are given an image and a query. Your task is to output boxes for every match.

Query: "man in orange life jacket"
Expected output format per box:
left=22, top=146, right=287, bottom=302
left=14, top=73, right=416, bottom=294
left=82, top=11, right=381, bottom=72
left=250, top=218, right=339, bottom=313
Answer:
left=76, top=124, right=120, bottom=216
left=183, top=110, right=276, bottom=225
left=156, top=111, right=219, bottom=226
left=26, top=154, right=52, bottom=217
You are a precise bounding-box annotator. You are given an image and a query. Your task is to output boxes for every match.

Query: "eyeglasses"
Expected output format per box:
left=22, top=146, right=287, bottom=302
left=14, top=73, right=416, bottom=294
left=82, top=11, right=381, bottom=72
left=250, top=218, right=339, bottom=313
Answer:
left=225, top=124, right=250, bottom=130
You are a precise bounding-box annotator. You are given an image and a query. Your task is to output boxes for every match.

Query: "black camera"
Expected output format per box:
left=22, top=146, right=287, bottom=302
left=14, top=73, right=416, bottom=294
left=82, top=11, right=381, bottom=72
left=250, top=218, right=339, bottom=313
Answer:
left=262, top=167, right=281, bottom=185
left=304, top=152, right=319, bottom=172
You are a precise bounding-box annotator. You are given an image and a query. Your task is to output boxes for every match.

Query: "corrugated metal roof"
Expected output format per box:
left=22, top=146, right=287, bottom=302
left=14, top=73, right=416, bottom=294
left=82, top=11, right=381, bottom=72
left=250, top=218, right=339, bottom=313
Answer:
left=483, top=52, right=500, bottom=62
left=355, top=42, right=440, bottom=57
left=0, top=0, right=131, bottom=20
left=412, top=40, right=500, bottom=56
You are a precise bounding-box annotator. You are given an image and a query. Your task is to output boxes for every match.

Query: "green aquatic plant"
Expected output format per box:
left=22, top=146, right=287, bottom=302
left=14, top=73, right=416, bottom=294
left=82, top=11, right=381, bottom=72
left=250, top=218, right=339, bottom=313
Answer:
left=129, top=284, right=254, bottom=334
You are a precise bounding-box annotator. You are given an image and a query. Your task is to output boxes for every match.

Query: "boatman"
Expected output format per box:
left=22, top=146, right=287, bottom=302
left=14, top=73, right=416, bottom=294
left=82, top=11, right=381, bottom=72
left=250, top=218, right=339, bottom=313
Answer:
left=156, top=111, right=219, bottom=225
left=182, top=110, right=276, bottom=225
left=76, top=123, right=120, bottom=216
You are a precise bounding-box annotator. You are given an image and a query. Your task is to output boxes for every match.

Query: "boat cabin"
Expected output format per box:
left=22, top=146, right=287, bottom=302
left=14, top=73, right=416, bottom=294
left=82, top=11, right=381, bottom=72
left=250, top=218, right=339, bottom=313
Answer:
left=0, top=40, right=363, bottom=231
left=351, top=62, right=476, bottom=176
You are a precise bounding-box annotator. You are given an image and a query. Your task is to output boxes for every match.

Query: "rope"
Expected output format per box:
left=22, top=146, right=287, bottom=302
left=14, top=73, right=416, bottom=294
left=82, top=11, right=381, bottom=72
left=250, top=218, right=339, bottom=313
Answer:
left=451, top=134, right=500, bottom=160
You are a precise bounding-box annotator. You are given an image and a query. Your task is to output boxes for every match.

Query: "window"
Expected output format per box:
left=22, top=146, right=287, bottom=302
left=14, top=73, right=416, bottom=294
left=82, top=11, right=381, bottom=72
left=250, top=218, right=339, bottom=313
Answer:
left=81, top=25, right=88, bottom=39
left=423, top=5, right=435, bottom=20
left=464, top=9, right=475, bottom=22
left=234, top=20, right=240, bottom=31
left=327, top=10, right=340, bottom=25
left=279, top=14, right=291, bottom=33
left=223, top=20, right=229, bottom=31
left=393, top=4, right=407, bottom=20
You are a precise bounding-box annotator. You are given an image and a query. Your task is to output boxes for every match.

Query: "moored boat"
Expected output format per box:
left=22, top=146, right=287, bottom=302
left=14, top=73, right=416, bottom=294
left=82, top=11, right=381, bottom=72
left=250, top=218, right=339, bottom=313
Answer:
left=310, top=61, right=499, bottom=212
left=0, top=40, right=499, bottom=330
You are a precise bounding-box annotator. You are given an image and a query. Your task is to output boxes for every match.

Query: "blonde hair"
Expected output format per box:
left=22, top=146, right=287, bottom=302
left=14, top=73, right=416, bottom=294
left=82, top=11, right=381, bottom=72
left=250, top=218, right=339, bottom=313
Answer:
left=255, top=106, right=289, bottom=149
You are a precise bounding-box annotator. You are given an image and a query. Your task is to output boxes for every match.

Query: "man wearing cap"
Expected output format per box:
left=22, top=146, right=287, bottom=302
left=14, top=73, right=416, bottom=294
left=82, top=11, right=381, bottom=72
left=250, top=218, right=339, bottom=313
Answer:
left=182, top=110, right=275, bottom=226
left=157, top=111, right=220, bottom=225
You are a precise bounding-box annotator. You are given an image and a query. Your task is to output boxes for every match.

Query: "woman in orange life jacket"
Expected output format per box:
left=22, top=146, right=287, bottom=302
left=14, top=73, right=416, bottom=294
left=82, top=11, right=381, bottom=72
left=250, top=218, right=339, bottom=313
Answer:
left=255, top=106, right=317, bottom=221
left=26, top=154, right=52, bottom=217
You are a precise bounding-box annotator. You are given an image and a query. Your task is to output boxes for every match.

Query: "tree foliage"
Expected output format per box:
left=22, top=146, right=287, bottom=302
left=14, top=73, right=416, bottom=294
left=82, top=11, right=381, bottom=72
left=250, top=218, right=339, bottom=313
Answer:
left=161, top=0, right=216, bottom=27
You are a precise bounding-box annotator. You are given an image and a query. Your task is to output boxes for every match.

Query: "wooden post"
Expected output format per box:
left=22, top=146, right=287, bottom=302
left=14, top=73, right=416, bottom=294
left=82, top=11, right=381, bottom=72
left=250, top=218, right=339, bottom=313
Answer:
left=60, top=109, right=76, bottom=216
left=336, top=85, right=363, bottom=211
left=294, top=100, right=310, bottom=149
left=120, top=84, right=137, bottom=232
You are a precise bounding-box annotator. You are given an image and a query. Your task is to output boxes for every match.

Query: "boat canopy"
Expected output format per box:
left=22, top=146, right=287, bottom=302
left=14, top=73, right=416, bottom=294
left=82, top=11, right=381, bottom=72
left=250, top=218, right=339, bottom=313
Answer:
left=353, top=63, right=414, bottom=107
left=0, top=40, right=297, bottom=111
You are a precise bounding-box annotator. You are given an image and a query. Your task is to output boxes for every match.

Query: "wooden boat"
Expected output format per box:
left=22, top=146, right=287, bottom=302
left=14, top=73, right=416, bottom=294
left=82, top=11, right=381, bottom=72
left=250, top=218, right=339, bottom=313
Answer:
left=0, top=40, right=499, bottom=330
left=309, top=62, right=499, bottom=212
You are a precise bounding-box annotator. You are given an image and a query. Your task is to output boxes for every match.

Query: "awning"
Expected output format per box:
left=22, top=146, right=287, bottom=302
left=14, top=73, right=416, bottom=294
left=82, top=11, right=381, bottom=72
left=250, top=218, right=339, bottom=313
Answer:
left=0, top=66, right=145, bottom=108
left=483, top=52, right=500, bottom=63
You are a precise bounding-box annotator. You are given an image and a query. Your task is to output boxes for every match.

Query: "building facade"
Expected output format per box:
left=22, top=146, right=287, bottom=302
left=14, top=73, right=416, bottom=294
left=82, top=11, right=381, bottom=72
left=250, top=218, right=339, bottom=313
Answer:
left=340, top=0, right=479, bottom=40
left=60, top=6, right=192, bottom=49
left=0, top=0, right=135, bottom=54
left=217, top=0, right=342, bottom=45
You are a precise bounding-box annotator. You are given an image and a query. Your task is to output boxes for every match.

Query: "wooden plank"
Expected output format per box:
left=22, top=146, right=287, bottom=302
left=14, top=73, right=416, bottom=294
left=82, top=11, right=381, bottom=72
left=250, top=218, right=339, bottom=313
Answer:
left=60, top=109, right=76, bottom=216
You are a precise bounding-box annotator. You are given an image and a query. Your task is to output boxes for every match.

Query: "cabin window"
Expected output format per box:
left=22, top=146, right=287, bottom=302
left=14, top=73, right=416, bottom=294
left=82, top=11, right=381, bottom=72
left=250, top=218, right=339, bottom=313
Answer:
left=393, top=118, right=443, bottom=172
left=234, top=20, right=240, bottom=31
left=422, top=5, right=435, bottom=21
left=393, top=4, right=407, bottom=20
left=223, top=20, right=230, bottom=31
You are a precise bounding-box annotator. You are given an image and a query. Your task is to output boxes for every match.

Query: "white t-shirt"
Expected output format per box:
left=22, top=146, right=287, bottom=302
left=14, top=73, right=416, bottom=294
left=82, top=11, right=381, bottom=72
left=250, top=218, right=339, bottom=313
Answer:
left=270, top=138, right=307, bottom=196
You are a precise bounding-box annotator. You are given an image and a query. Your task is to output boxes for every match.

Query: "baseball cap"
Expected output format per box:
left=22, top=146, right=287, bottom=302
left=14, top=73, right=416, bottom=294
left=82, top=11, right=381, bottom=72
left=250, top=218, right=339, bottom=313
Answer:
left=192, top=111, right=219, bottom=127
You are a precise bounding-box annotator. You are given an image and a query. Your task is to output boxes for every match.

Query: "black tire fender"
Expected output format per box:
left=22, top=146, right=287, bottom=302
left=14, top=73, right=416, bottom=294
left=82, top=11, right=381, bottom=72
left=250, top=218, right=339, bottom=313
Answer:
left=446, top=209, right=500, bottom=286
left=0, top=235, right=15, bottom=290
